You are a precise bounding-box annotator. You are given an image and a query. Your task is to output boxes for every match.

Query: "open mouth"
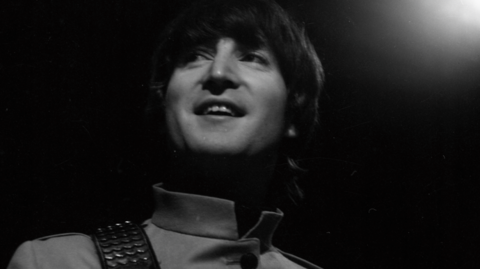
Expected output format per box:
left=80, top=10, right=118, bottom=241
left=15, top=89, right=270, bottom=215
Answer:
left=203, top=105, right=236, bottom=116
left=194, top=100, right=245, bottom=117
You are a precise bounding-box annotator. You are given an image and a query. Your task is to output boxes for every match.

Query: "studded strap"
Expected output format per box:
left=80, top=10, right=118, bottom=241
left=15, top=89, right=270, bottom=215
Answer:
left=91, top=221, right=161, bottom=269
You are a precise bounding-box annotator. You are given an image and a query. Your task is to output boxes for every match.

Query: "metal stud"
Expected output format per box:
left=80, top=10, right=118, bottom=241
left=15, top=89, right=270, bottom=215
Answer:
left=125, top=250, right=136, bottom=256
left=133, top=242, right=145, bottom=247
left=104, top=254, right=114, bottom=260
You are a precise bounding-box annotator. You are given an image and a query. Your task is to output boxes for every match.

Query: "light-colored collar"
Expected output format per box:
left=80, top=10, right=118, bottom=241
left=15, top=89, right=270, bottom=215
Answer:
left=151, top=183, right=283, bottom=250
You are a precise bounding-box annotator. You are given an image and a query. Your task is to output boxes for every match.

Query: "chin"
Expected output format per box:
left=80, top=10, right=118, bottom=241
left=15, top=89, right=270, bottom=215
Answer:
left=191, top=142, right=247, bottom=157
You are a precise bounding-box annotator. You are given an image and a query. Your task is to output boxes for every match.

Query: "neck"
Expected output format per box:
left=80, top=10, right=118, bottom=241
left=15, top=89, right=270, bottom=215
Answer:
left=164, top=151, right=277, bottom=207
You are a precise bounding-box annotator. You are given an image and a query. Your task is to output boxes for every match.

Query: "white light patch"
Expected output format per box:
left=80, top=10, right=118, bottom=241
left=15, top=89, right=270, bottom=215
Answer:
left=439, top=0, right=480, bottom=27
left=415, top=0, right=480, bottom=61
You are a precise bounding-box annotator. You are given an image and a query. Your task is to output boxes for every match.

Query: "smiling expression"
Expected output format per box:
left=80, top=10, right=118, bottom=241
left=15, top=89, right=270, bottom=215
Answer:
left=164, top=38, right=292, bottom=157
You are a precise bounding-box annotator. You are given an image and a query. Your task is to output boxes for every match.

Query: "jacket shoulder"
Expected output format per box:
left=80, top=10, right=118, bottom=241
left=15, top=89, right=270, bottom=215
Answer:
left=7, top=233, right=101, bottom=269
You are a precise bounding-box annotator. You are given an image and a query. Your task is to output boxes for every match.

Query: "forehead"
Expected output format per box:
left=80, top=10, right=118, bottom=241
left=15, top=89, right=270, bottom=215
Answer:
left=188, top=37, right=271, bottom=52
left=176, top=24, right=270, bottom=53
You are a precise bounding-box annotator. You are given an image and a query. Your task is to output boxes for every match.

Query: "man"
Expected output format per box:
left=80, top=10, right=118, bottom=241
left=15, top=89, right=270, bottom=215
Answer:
left=8, top=0, right=324, bottom=268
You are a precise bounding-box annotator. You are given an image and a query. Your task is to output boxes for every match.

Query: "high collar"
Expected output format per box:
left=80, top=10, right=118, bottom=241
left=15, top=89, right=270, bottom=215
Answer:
left=151, top=183, right=283, bottom=250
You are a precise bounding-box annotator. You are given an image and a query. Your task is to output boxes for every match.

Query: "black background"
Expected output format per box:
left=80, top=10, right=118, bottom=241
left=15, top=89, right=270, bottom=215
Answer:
left=2, top=0, right=480, bottom=268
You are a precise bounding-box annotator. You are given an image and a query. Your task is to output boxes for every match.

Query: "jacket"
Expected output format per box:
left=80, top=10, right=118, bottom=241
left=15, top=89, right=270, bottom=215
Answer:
left=8, top=184, right=322, bottom=269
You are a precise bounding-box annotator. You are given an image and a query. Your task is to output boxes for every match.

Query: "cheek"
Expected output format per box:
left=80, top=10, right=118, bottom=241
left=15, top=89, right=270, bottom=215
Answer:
left=163, top=88, right=177, bottom=131
left=164, top=75, right=187, bottom=145
left=164, top=74, right=192, bottom=119
left=265, top=78, right=288, bottom=117
left=256, top=79, right=289, bottom=135
left=165, top=75, right=182, bottom=108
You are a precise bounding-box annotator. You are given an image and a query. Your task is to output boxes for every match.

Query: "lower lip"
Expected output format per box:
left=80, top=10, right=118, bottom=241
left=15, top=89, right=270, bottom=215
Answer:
left=199, top=114, right=240, bottom=121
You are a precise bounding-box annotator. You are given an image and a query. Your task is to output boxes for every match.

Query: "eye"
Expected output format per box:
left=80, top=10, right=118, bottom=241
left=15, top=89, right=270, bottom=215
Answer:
left=240, top=52, right=269, bottom=65
left=178, top=48, right=212, bottom=66
left=189, top=51, right=209, bottom=62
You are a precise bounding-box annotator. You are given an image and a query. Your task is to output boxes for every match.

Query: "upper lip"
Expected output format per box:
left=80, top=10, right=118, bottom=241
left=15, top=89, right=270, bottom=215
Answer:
left=194, top=98, right=246, bottom=117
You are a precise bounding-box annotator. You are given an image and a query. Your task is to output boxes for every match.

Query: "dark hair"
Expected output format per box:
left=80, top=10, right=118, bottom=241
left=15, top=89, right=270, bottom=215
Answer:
left=147, top=0, right=324, bottom=203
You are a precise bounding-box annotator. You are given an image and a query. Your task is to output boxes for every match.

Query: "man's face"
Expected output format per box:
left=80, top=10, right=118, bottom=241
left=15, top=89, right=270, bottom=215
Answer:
left=164, top=38, right=290, bottom=158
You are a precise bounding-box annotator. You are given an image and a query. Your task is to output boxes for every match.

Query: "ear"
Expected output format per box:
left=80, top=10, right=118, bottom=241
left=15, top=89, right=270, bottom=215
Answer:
left=285, top=124, right=298, bottom=138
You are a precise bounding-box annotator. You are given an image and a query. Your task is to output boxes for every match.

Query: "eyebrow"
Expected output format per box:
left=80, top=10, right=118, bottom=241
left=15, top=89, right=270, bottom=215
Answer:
left=175, top=37, right=275, bottom=64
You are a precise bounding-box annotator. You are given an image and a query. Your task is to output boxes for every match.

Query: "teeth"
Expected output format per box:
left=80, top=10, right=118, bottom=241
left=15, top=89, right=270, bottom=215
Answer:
left=204, top=105, right=234, bottom=116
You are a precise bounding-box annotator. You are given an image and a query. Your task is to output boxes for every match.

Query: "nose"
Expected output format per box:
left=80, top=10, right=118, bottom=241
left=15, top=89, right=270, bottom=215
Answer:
left=204, top=39, right=240, bottom=94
